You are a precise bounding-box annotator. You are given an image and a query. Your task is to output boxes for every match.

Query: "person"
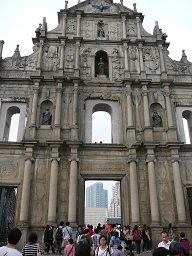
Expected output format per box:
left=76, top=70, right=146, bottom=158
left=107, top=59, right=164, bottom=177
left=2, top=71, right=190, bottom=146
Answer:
left=91, top=228, right=100, bottom=254
left=133, top=225, right=141, bottom=256
left=105, top=220, right=112, bottom=245
left=0, top=227, right=22, bottom=256
left=75, top=230, right=90, bottom=256
left=95, top=235, right=114, bottom=256
left=63, top=221, right=72, bottom=245
left=64, top=238, right=75, bottom=256
left=153, top=247, right=171, bottom=256
left=110, top=231, right=121, bottom=248
left=42, top=108, right=52, bottom=125
left=168, top=223, right=174, bottom=242
left=98, top=58, right=105, bottom=75
left=169, top=241, right=185, bottom=256
left=76, top=225, right=82, bottom=240
left=124, top=225, right=133, bottom=256
left=97, top=223, right=102, bottom=234
left=113, top=245, right=123, bottom=256
left=158, top=231, right=171, bottom=249
left=100, top=224, right=107, bottom=237
left=49, top=226, right=55, bottom=254
left=153, top=111, right=162, bottom=127
left=55, top=221, right=64, bottom=255
left=21, top=232, right=43, bottom=255
left=179, top=232, right=190, bottom=256
left=141, top=224, right=150, bottom=253
left=43, top=224, right=51, bottom=254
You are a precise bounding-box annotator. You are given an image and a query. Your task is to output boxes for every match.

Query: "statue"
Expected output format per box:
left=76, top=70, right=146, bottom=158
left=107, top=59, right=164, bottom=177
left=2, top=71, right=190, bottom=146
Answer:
left=98, top=58, right=105, bottom=75
left=153, top=111, right=162, bottom=127
left=98, top=26, right=105, bottom=37
left=42, top=109, right=52, bottom=125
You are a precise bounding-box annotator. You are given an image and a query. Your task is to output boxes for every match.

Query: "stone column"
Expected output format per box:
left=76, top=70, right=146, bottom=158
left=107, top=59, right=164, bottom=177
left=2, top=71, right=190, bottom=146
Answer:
left=30, top=80, right=40, bottom=139
left=71, top=81, right=79, bottom=140
left=158, top=45, right=166, bottom=73
left=129, top=150, right=140, bottom=224
left=53, top=82, right=62, bottom=139
left=76, top=13, right=81, bottom=37
left=146, top=148, right=160, bottom=225
left=62, top=13, right=67, bottom=36
left=171, top=149, right=187, bottom=224
left=19, top=147, right=34, bottom=225
left=48, top=152, right=59, bottom=225
left=37, top=39, right=44, bottom=69
left=142, top=85, right=150, bottom=127
left=136, top=17, right=141, bottom=39
left=126, top=84, right=133, bottom=127
left=122, top=15, right=126, bottom=39
left=124, top=43, right=128, bottom=71
left=68, top=146, right=79, bottom=224
left=0, top=40, right=5, bottom=59
left=138, top=44, right=144, bottom=73
left=59, top=39, right=66, bottom=70
left=164, top=85, right=174, bottom=128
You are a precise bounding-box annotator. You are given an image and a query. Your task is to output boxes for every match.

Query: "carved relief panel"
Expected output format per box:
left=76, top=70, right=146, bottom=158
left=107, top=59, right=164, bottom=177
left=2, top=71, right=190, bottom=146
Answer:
left=143, top=46, right=160, bottom=74
left=111, top=48, right=124, bottom=81
left=66, top=19, right=77, bottom=36
left=126, top=21, right=137, bottom=38
left=42, top=45, right=59, bottom=71
left=80, top=48, right=92, bottom=79
left=65, top=45, right=74, bottom=70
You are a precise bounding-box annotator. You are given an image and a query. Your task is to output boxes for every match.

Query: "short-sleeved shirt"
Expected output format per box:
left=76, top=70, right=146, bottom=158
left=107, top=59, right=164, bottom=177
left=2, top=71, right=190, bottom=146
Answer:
left=158, top=241, right=171, bottom=250
left=65, top=244, right=75, bottom=256
left=0, top=246, right=22, bottom=256
left=95, top=246, right=114, bottom=256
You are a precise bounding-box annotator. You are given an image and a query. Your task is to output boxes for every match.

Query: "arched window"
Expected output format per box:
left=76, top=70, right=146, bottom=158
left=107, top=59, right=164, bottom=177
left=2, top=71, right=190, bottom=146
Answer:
left=95, top=51, right=109, bottom=77
left=4, top=106, right=20, bottom=142
left=182, top=110, right=191, bottom=144
left=92, top=111, right=111, bottom=143
left=9, top=113, right=20, bottom=141
left=92, top=104, right=112, bottom=143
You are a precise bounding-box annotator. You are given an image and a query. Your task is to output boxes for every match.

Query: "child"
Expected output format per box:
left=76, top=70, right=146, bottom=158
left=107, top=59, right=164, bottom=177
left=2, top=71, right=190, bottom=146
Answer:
left=179, top=232, right=190, bottom=256
left=65, top=238, right=75, bottom=256
left=0, top=227, right=22, bottom=256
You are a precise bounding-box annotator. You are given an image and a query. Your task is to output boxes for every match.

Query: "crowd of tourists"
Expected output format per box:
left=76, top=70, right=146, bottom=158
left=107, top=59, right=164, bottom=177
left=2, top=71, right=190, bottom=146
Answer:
left=0, top=221, right=190, bottom=256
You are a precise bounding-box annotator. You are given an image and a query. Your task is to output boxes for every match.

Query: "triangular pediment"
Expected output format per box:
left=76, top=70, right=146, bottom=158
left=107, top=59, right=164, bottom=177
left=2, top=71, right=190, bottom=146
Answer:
left=68, top=0, right=134, bottom=15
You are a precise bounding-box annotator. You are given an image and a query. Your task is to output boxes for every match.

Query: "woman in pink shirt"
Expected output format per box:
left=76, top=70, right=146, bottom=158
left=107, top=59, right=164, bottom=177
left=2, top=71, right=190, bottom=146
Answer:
left=65, top=239, right=75, bottom=256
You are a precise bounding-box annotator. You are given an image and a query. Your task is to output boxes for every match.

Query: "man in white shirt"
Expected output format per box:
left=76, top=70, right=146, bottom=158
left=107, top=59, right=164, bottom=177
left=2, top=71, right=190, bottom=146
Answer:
left=63, top=221, right=72, bottom=244
left=158, top=231, right=171, bottom=249
left=0, top=227, right=22, bottom=256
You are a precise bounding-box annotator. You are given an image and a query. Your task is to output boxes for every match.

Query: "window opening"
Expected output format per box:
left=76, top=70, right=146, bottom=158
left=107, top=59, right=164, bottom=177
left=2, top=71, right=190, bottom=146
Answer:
left=92, top=111, right=111, bottom=143
left=8, top=113, right=20, bottom=142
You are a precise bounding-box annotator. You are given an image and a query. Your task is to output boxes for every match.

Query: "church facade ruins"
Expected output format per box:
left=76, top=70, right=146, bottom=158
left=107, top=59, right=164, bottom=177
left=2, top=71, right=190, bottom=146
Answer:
left=0, top=0, right=192, bottom=247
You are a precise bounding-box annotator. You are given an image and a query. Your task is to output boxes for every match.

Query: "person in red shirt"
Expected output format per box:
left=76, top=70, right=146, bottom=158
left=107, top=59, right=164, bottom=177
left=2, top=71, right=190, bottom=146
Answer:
left=105, top=220, right=112, bottom=245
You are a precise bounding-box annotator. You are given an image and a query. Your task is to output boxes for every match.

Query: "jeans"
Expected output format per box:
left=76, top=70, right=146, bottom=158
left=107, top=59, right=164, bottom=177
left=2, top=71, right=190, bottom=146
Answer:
left=135, top=240, right=141, bottom=255
left=56, top=239, right=62, bottom=254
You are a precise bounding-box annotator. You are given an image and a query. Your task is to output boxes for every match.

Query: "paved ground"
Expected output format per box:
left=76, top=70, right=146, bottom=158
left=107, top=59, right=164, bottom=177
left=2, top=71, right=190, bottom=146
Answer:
left=47, top=251, right=153, bottom=256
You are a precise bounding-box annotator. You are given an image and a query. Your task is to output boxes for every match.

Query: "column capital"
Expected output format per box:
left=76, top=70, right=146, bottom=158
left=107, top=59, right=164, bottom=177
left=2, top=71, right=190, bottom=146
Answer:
left=30, top=76, right=44, bottom=85
left=51, top=158, right=60, bottom=162
left=68, top=157, right=79, bottom=162
left=25, top=157, right=34, bottom=163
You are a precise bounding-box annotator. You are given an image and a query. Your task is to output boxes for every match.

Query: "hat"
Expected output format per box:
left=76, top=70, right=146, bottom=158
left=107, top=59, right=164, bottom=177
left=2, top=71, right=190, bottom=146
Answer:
left=117, top=245, right=123, bottom=250
left=169, top=242, right=185, bottom=255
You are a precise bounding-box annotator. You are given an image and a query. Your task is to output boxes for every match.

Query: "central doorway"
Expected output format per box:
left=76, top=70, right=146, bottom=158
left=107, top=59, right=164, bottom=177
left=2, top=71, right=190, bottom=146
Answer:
left=84, top=180, right=121, bottom=228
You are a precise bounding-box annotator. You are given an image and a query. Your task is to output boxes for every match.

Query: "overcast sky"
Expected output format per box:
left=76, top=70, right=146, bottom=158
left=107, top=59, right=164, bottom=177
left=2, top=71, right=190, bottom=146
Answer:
left=1, top=0, right=192, bottom=61
left=1, top=0, right=191, bottom=201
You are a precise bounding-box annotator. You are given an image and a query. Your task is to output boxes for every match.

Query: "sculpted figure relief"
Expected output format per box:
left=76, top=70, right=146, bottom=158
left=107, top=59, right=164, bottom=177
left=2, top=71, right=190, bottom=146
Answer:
left=98, top=58, right=105, bottom=75
left=153, top=111, right=162, bottom=127
left=42, top=109, right=52, bottom=125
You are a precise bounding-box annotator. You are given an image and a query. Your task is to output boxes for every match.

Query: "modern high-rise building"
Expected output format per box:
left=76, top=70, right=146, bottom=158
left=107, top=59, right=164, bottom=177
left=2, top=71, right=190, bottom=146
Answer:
left=86, top=182, right=108, bottom=208
left=109, top=182, right=121, bottom=217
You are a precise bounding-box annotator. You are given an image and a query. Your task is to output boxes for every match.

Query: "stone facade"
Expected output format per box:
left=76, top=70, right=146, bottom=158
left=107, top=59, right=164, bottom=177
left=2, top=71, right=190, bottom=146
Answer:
left=0, top=0, right=192, bottom=248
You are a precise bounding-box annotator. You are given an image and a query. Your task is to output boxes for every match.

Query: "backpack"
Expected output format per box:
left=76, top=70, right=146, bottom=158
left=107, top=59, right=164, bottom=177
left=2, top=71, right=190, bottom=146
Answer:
left=75, top=236, right=90, bottom=256
left=133, top=230, right=141, bottom=241
left=56, top=227, right=63, bottom=240
left=179, top=239, right=189, bottom=254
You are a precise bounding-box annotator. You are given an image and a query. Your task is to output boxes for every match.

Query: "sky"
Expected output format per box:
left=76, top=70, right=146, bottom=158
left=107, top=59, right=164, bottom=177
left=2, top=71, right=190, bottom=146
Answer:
left=1, top=0, right=192, bottom=202
left=1, top=0, right=192, bottom=61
